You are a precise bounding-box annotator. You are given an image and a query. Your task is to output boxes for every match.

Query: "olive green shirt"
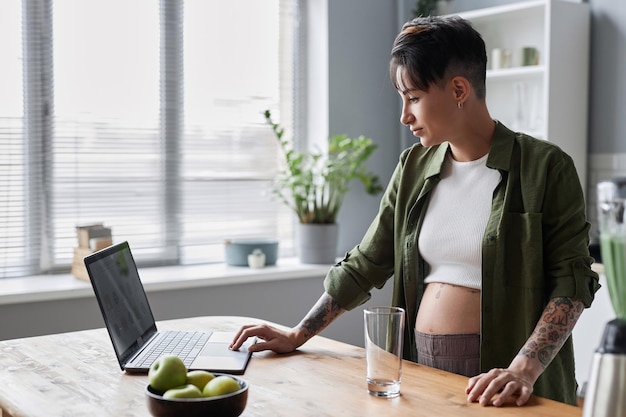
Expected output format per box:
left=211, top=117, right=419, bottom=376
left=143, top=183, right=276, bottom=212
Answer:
left=324, top=121, right=600, bottom=405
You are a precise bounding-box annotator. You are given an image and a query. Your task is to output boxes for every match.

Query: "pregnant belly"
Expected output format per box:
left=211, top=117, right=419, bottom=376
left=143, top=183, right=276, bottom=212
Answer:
left=415, top=282, right=481, bottom=334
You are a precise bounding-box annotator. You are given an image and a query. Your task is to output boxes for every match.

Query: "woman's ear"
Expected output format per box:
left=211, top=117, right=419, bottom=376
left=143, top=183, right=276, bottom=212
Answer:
left=450, top=76, right=471, bottom=103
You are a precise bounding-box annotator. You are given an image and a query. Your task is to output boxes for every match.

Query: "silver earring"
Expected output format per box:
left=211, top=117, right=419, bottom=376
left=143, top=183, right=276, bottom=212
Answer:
left=457, top=101, right=463, bottom=110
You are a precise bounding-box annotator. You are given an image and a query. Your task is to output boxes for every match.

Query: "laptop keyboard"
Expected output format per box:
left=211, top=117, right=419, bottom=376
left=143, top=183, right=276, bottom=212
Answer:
left=135, top=330, right=211, bottom=367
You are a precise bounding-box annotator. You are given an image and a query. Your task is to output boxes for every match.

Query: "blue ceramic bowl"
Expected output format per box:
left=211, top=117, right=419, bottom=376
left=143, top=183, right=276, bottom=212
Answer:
left=224, top=239, right=279, bottom=266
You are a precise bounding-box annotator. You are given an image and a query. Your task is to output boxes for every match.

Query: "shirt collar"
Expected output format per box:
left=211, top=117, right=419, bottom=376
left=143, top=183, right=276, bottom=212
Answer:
left=486, top=120, right=515, bottom=172
left=423, top=142, right=450, bottom=179
left=424, top=120, right=515, bottom=178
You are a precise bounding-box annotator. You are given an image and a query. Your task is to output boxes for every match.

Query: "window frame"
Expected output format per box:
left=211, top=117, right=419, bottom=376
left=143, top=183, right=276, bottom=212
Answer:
left=1, top=0, right=305, bottom=278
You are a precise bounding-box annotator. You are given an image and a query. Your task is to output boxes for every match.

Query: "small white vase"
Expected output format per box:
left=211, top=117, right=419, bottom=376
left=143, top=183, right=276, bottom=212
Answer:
left=247, top=250, right=266, bottom=268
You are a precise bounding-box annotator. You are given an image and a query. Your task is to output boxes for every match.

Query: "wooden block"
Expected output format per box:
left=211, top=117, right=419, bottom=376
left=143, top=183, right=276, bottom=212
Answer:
left=71, top=247, right=94, bottom=281
left=76, top=224, right=111, bottom=248
left=89, top=236, right=113, bottom=251
left=71, top=262, right=91, bottom=282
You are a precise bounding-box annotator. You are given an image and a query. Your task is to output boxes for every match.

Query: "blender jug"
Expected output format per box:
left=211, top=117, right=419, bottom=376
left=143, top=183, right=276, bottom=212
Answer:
left=583, top=179, right=626, bottom=417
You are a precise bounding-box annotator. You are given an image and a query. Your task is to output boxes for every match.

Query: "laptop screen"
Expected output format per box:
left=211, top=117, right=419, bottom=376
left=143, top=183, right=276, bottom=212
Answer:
left=85, top=242, right=157, bottom=366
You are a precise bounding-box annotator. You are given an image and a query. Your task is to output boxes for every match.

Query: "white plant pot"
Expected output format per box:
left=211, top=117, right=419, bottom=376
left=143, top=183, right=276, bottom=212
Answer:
left=247, top=252, right=266, bottom=269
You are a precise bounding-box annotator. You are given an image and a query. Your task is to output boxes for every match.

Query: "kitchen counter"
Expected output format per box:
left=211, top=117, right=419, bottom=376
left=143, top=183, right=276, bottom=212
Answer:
left=0, top=316, right=581, bottom=417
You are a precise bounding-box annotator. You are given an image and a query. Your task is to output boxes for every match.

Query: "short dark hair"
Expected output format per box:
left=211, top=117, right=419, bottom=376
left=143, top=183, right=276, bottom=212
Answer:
left=390, top=16, right=487, bottom=99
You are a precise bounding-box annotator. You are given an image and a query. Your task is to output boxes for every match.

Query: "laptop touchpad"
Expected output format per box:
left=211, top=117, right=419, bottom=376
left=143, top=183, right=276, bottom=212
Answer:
left=192, top=343, right=250, bottom=370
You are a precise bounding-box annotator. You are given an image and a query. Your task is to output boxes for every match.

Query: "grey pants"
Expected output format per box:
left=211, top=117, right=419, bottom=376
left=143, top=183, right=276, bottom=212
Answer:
left=415, top=331, right=480, bottom=377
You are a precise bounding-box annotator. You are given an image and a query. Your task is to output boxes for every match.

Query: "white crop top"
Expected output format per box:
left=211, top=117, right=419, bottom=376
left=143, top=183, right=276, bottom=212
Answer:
left=418, top=152, right=500, bottom=290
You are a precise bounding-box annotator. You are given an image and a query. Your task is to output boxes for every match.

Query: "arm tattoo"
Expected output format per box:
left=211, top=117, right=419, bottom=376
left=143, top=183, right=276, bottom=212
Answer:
left=518, top=297, right=584, bottom=368
left=297, top=293, right=345, bottom=341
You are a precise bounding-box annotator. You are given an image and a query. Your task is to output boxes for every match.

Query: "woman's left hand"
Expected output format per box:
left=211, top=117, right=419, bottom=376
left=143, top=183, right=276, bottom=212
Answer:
left=466, top=297, right=585, bottom=406
left=465, top=367, right=536, bottom=407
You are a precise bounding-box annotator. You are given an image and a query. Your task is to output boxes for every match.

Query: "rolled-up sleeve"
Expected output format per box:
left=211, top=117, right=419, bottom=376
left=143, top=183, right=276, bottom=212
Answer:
left=547, top=257, right=601, bottom=308
left=324, top=245, right=396, bottom=311
left=542, top=152, right=600, bottom=307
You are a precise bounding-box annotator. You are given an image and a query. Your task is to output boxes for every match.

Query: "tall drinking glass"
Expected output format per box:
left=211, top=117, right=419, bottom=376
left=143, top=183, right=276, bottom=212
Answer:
left=363, top=306, right=405, bottom=398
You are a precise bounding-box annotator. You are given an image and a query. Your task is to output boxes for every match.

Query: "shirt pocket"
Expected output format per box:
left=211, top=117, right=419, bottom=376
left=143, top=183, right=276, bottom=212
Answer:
left=500, top=212, right=544, bottom=289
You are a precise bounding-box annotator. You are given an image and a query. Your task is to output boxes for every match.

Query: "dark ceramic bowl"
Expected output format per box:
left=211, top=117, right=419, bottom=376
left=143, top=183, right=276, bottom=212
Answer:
left=145, top=375, right=248, bottom=417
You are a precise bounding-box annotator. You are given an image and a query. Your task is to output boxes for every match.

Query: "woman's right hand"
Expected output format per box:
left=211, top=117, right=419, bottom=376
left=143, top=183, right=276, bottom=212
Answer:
left=229, top=323, right=302, bottom=354
left=230, top=292, right=344, bottom=354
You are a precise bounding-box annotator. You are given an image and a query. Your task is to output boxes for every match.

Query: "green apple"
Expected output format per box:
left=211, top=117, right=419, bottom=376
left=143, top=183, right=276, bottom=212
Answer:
left=202, top=375, right=241, bottom=397
left=163, top=384, right=202, bottom=399
left=148, top=355, right=188, bottom=393
left=186, top=370, right=215, bottom=391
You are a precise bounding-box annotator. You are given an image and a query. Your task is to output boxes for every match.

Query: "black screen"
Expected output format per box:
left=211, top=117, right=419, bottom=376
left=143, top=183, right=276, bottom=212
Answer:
left=86, top=242, right=156, bottom=364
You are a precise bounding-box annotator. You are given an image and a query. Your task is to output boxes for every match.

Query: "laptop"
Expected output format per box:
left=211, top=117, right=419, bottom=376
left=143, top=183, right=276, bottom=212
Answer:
left=84, top=241, right=254, bottom=374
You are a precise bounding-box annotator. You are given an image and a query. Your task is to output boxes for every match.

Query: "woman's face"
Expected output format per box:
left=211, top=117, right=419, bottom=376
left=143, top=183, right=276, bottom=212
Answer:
left=396, top=66, right=458, bottom=147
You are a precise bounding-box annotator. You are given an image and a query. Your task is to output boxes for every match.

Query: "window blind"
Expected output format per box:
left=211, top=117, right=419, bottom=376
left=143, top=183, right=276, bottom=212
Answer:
left=0, top=1, right=27, bottom=277
left=1, top=0, right=50, bottom=278
left=0, top=0, right=300, bottom=278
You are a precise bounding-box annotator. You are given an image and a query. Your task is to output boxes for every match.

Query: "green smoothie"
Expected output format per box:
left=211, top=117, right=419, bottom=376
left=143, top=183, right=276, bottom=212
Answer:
left=600, top=234, right=626, bottom=320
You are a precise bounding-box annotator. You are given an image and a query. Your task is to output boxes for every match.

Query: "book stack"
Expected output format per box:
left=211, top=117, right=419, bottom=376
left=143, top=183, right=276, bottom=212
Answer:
left=71, top=223, right=113, bottom=281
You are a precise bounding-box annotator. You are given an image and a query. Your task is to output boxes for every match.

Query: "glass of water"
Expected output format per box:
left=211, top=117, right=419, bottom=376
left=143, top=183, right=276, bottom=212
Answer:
left=363, top=306, right=405, bottom=398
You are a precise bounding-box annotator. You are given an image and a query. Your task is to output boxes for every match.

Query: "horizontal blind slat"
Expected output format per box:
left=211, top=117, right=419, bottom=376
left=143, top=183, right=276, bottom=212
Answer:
left=0, top=0, right=298, bottom=278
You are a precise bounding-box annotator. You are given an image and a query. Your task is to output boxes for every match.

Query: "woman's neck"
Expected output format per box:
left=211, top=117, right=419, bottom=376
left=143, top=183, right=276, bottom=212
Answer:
left=448, top=108, right=496, bottom=162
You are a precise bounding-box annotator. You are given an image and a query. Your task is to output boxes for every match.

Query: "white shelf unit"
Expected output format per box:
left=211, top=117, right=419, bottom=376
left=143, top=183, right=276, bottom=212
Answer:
left=456, top=0, right=590, bottom=189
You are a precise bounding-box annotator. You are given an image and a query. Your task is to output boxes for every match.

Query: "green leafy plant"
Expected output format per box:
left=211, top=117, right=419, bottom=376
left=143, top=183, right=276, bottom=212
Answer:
left=265, top=110, right=383, bottom=224
left=414, top=0, right=438, bottom=17
left=413, top=0, right=453, bottom=17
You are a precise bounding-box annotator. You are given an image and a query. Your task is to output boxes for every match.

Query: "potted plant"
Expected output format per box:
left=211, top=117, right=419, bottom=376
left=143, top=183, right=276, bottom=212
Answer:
left=413, top=0, right=454, bottom=17
left=264, top=110, right=383, bottom=263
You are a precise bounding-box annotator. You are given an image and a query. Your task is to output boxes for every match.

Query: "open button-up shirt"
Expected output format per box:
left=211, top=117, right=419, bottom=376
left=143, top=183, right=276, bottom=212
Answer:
left=324, top=121, right=600, bottom=405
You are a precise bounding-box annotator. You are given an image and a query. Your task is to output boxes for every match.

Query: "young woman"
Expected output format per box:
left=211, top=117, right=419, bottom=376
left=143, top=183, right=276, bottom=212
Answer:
left=230, top=16, right=599, bottom=406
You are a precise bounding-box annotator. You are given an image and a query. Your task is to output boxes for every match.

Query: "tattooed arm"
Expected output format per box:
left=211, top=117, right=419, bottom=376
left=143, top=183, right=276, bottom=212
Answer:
left=295, top=292, right=346, bottom=342
left=230, top=292, right=345, bottom=353
left=465, top=297, right=585, bottom=407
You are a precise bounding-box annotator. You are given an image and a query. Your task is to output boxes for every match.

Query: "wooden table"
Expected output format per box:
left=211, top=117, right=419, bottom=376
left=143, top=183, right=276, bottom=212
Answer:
left=0, top=316, right=581, bottom=417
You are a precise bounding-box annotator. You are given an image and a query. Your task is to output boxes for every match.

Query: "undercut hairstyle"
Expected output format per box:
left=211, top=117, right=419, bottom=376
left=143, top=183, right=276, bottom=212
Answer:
left=390, top=16, right=487, bottom=100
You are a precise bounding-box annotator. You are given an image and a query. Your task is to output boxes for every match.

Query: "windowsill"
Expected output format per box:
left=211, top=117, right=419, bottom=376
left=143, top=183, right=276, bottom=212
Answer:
left=2, top=261, right=603, bottom=307
left=0, top=258, right=331, bottom=306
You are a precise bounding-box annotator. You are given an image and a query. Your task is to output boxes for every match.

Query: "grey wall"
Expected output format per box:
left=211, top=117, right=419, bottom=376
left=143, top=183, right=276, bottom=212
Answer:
left=0, top=275, right=393, bottom=348
left=329, top=0, right=403, bottom=253
left=587, top=0, right=626, bottom=153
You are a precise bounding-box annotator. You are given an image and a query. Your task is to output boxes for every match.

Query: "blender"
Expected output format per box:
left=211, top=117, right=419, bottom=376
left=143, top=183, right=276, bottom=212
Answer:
left=583, top=179, right=626, bottom=417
